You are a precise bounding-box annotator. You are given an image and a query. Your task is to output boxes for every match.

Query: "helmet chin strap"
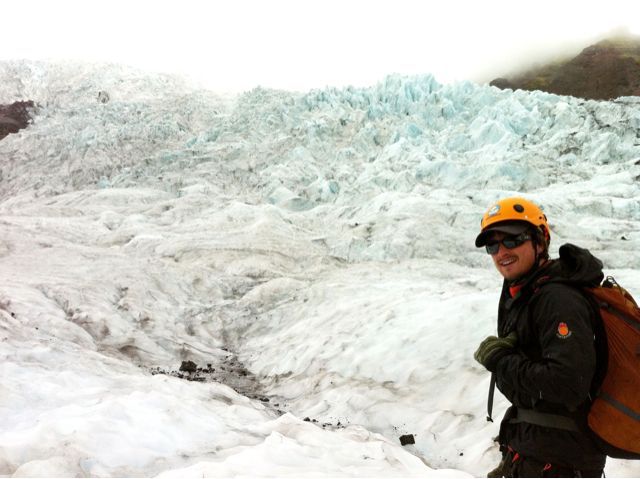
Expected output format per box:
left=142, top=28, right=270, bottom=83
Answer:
left=529, top=235, right=549, bottom=275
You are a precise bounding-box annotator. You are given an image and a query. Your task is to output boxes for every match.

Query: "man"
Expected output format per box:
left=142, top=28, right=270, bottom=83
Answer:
left=473, top=197, right=606, bottom=477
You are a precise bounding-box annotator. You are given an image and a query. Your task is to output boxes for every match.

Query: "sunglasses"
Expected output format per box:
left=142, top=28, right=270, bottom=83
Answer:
left=485, top=233, right=531, bottom=255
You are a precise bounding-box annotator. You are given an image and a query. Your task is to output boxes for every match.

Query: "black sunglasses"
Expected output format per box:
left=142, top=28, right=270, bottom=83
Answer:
left=485, top=233, right=531, bottom=255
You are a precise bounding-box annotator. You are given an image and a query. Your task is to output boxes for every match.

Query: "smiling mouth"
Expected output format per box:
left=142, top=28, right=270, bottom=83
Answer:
left=499, top=258, right=516, bottom=266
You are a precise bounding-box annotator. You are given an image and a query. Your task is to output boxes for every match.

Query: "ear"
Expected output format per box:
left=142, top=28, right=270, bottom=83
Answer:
left=535, top=242, right=545, bottom=255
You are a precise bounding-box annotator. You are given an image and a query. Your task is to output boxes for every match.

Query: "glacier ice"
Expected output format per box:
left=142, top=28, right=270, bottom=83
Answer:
left=0, top=60, right=639, bottom=477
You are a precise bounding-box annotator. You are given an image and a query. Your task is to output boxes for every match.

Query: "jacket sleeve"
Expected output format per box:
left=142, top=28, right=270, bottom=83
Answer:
left=494, top=285, right=597, bottom=410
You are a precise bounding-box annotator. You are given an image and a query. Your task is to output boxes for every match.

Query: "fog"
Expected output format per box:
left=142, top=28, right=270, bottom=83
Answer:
left=1, top=2, right=639, bottom=90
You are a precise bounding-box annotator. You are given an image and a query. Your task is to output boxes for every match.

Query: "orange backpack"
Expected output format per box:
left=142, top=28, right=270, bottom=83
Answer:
left=584, top=277, right=640, bottom=459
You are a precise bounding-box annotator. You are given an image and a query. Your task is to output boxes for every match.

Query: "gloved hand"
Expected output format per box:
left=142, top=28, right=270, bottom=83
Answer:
left=474, top=331, right=518, bottom=372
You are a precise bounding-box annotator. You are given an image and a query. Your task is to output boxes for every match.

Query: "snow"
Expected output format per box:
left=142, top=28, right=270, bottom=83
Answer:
left=1, top=59, right=639, bottom=477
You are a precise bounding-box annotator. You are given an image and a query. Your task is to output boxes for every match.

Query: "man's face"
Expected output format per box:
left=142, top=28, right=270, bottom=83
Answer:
left=487, top=231, right=541, bottom=281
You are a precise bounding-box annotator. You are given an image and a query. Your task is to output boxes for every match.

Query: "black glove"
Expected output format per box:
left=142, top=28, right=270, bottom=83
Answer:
left=474, top=332, right=518, bottom=372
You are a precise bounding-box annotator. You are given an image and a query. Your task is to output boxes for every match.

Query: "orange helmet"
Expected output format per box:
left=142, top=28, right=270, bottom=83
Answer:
left=475, top=197, right=550, bottom=247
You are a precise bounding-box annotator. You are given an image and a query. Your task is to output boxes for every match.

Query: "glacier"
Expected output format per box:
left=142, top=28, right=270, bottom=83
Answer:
left=0, top=59, right=639, bottom=477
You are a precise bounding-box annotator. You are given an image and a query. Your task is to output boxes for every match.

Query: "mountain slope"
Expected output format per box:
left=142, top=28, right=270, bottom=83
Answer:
left=490, top=35, right=640, bottom=100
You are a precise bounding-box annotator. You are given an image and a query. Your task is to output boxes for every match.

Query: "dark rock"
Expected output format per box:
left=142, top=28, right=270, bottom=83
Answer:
left=97, top=91, right=110, bottom=104
left=304, top=417, right=311, bottom=422
left=399, top=434, right=415, bottom=446
left=489, top=77, right=513, bottom=89
left=0, top=100, right=35, bottom=140
left=179, top=360, right=198, bottom=373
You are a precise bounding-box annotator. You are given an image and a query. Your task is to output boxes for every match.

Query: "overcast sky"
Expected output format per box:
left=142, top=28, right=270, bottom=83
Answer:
left=3, top=0, right=640, bottom=93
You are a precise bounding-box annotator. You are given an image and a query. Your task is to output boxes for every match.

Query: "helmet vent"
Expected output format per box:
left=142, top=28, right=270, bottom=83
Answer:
left=513, top=204, right=524, bottom=213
